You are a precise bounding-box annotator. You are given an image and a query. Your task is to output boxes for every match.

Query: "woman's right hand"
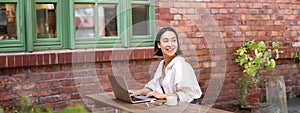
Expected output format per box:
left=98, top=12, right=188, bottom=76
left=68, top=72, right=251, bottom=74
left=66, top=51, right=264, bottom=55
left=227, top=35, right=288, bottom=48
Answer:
left=128, top=90, right=139, bottom=97
left=129, top=88, right=152, bottom=97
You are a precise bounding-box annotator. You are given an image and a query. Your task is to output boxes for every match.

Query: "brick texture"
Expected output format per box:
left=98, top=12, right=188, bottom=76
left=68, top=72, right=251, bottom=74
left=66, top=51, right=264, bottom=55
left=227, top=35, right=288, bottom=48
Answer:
left=1, top=0, right=300, bottom=112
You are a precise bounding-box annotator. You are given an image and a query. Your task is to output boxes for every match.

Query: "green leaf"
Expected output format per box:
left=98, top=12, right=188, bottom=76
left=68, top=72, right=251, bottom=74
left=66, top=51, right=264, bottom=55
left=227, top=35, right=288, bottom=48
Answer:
left=45, top=108, right=52, bottom=113
left=254, top=56, right=262, bottom=64
left=0, top=107, right=4, bottom=113
left=235, top=48, right=248, bottom=57
left=20, top=96, right=28, bottom=107
left=245, top=68, right=256, bottom=77
left=292, top=52, right=299, bottom=59
left=57, top=104, right=88, bottom=113
left=266, top=59, right=276, bottom=70
left=263, top=50, right=271, bottom=58
left=257, top=41, right=266, bottom=51
left=272, top=41, right=280, bottom=49
left=253, top=63, right=261, bottom=70
left=34, top=106, right=43, bottom=113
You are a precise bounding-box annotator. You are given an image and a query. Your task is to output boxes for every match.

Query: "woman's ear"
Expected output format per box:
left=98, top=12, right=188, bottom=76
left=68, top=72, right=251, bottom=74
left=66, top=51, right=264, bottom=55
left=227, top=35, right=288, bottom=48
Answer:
left=157, top=43, right=161, bottom=48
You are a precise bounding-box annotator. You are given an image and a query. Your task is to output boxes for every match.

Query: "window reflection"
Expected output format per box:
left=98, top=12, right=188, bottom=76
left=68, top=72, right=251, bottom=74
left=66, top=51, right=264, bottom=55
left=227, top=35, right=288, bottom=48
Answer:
left=98, top=4, right=117, bottom=37
left=74, top=4, right=118, bottom=38
left=36, top=4, right=57, bottom=38
left=0, top=4, right=17, bottom=40
left=75, top=4, right=94, bottom=37
left=132, top=5, right=149, bottom=36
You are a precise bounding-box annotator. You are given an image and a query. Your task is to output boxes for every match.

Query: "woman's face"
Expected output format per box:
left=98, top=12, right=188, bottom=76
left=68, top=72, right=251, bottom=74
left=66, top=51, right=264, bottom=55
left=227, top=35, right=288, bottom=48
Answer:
left=158, top=31, right=178, bottom=58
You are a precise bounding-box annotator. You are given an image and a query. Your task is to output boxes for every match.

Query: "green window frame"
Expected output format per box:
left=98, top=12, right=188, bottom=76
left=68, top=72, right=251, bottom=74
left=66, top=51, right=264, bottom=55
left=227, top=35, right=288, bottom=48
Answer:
left=130, top=0, right=155, bottom=47
left=71, top=0, right=155, bottom=49
left=0, top=0, right=26, bottom=52
left=0, top=0, right=155, bottom=53
left=72, top=0, right=122, bottom=48
left=25, top=0, right=67, bottom=51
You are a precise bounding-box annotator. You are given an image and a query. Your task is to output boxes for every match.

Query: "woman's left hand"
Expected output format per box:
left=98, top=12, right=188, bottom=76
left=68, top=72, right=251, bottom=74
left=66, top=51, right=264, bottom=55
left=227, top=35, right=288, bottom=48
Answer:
left=146, top=92, right=166, bottom=99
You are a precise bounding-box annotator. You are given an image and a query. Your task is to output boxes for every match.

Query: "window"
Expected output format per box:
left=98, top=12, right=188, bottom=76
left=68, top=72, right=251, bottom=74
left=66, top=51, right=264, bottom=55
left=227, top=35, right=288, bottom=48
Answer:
left=132, top=5, right=149, bottom=36
left=74, top=4, right=117, bottom=37
left=72, top=0, right=155, bottom=48
left=130, top=0, right=155, bottom=47
left=36, top=4, right=56, bottom=39
left=0, top=0, right=155, bottom=52
left=0, top=0, right=25, bottom=52
left=32, top=0, right=65, bottom=51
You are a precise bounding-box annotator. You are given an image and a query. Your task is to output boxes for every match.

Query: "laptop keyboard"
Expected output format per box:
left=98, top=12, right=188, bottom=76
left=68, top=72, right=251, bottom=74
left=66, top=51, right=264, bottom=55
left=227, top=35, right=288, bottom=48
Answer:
left=131, top=97, right=143, bottom=101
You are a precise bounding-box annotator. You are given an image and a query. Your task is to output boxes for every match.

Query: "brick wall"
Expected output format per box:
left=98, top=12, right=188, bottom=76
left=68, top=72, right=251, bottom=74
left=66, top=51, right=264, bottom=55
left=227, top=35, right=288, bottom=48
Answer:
left=1, top=0, right=300, bottom=112
left=0, top=48, right=160, bottom=112
left=155, top=0, right=300, bottom=107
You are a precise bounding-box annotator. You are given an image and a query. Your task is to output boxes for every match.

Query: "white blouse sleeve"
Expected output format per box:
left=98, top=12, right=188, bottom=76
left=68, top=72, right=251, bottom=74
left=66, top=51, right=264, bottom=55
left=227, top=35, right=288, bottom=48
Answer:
left=144, top=61, right=163, bottom=92
left=175, top=61, right=202, bottom=102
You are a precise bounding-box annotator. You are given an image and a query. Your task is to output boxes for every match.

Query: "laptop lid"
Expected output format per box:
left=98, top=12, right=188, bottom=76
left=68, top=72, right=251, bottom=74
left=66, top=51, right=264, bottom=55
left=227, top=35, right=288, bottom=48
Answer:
left=108, top=75, right=156, bottom=103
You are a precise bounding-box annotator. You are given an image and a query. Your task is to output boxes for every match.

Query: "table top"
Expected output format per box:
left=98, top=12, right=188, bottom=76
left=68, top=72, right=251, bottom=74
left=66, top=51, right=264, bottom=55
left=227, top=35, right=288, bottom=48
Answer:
left=86, top=92, right=233, bottom=113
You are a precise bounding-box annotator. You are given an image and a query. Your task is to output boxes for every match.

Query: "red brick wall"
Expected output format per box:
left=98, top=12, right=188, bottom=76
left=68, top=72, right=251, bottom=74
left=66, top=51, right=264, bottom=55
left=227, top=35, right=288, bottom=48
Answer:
left=0, top=48, right=160, bottom=112
left=1, top=0, right=300, bottom=112
left=155, top=0, right=300, bottom=107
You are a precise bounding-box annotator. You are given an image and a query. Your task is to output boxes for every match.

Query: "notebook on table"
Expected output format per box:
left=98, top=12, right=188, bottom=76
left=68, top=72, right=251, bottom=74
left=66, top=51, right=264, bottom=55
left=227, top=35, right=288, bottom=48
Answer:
left=108, top=75, right=156, bottom=104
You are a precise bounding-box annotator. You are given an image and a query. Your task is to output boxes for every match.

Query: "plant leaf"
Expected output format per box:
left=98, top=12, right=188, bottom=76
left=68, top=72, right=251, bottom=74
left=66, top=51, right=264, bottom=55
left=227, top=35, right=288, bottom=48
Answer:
left=257, top=41, right=266, bottom=51
left=272, top=41, right=280, bottom=49
left=266, top=59, right=276, bottom=70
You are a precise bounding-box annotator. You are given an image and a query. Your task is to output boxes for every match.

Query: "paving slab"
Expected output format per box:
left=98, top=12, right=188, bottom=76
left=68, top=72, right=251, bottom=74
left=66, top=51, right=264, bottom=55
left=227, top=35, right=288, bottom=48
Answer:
left=287, top=97, right=300, bottom=113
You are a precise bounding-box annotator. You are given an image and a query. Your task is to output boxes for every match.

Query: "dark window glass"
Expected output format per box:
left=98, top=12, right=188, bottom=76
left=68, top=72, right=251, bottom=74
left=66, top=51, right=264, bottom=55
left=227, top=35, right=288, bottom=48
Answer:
left=0, top=4, right=17, bottom=40
left=132, top=5, right=149, bottom=36
left=36, top=4, right=57, bottom=38
left=98, top=4, right=117, bottom=37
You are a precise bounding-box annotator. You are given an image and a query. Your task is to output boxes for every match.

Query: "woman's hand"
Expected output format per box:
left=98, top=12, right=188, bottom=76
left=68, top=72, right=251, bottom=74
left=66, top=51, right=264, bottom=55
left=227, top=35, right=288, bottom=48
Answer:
left=146, top=92, right=166, bottom=99
left=129, top=88, right=152, bottom=97
left=128, top=90, right=140, bottom=97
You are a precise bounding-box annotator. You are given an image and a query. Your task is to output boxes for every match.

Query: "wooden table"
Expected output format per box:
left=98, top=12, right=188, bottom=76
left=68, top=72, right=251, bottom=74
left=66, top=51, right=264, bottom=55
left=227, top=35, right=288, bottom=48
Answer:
left=86, top=92, right=233, bottom=113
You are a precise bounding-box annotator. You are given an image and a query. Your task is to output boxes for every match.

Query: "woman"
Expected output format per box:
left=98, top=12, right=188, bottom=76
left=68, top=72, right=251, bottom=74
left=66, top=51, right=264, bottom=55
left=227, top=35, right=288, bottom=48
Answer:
left=130, top=27, right=202, bottom=104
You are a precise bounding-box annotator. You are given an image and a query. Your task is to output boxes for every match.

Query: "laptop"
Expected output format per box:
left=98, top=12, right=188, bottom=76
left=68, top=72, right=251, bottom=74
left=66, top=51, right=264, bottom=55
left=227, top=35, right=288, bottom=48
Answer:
left=108, top=75, right=156, bottom=104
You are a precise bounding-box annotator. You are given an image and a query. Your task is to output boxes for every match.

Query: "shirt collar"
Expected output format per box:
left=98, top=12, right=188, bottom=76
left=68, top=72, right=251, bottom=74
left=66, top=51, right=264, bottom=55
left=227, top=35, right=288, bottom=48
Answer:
left=163, top=56, right=184, bottom=69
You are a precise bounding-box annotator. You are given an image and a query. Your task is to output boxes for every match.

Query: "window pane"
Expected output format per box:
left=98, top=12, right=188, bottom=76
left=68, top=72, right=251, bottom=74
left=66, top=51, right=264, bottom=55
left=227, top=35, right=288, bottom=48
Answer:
left=98, top=4, right=117, bottom=37
left=0, top=4, right=17, bottom=40
left=75, top=4, right=94, bottom=38
left=132, top=5, right=149, bottom=36
left=36, top=4, right=57, bottom=38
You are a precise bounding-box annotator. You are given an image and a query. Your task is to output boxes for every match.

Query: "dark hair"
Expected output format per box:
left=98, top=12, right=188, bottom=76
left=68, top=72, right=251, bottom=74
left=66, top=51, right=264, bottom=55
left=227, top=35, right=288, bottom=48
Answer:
left=154, top=27, right=182, bottom=56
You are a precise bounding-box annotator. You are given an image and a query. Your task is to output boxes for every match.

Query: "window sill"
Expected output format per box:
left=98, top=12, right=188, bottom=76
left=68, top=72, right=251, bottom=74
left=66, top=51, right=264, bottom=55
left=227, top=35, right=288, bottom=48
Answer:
left=0, top=47, right=157, bottom=68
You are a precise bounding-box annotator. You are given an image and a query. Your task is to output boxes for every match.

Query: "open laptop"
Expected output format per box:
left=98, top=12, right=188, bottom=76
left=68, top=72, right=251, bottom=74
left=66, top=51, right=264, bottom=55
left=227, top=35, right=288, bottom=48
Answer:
left=108, top=75, right=156, bottom=104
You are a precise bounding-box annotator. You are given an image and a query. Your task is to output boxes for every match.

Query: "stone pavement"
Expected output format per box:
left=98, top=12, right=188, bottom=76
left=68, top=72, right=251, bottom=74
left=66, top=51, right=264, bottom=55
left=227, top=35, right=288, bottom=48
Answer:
left=288, top=97, right=300, bottom=113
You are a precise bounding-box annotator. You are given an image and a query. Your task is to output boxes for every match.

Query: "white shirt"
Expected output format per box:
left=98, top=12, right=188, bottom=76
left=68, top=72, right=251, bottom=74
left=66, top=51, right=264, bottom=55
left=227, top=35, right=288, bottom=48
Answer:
left=145, top=56, right=202, bottom=102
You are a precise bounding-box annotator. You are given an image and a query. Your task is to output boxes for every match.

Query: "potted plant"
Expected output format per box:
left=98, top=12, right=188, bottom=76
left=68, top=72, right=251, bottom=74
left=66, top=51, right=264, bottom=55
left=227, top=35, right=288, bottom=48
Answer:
left=234, top=40, right=280, bottom=108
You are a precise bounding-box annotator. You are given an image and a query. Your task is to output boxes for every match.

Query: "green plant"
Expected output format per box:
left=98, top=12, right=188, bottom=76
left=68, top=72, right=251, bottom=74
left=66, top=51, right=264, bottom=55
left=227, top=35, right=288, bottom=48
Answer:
left=13, top=95, right=88, bottom=113
left=291, top=51, right=300, bottom=62
left=56, top=104, right=88, bottom=113
left=14, top=95, right=51, bottom=113
left=234, top=40, right=280, bottom=106
left=0, top=107, right=4, bottom=113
